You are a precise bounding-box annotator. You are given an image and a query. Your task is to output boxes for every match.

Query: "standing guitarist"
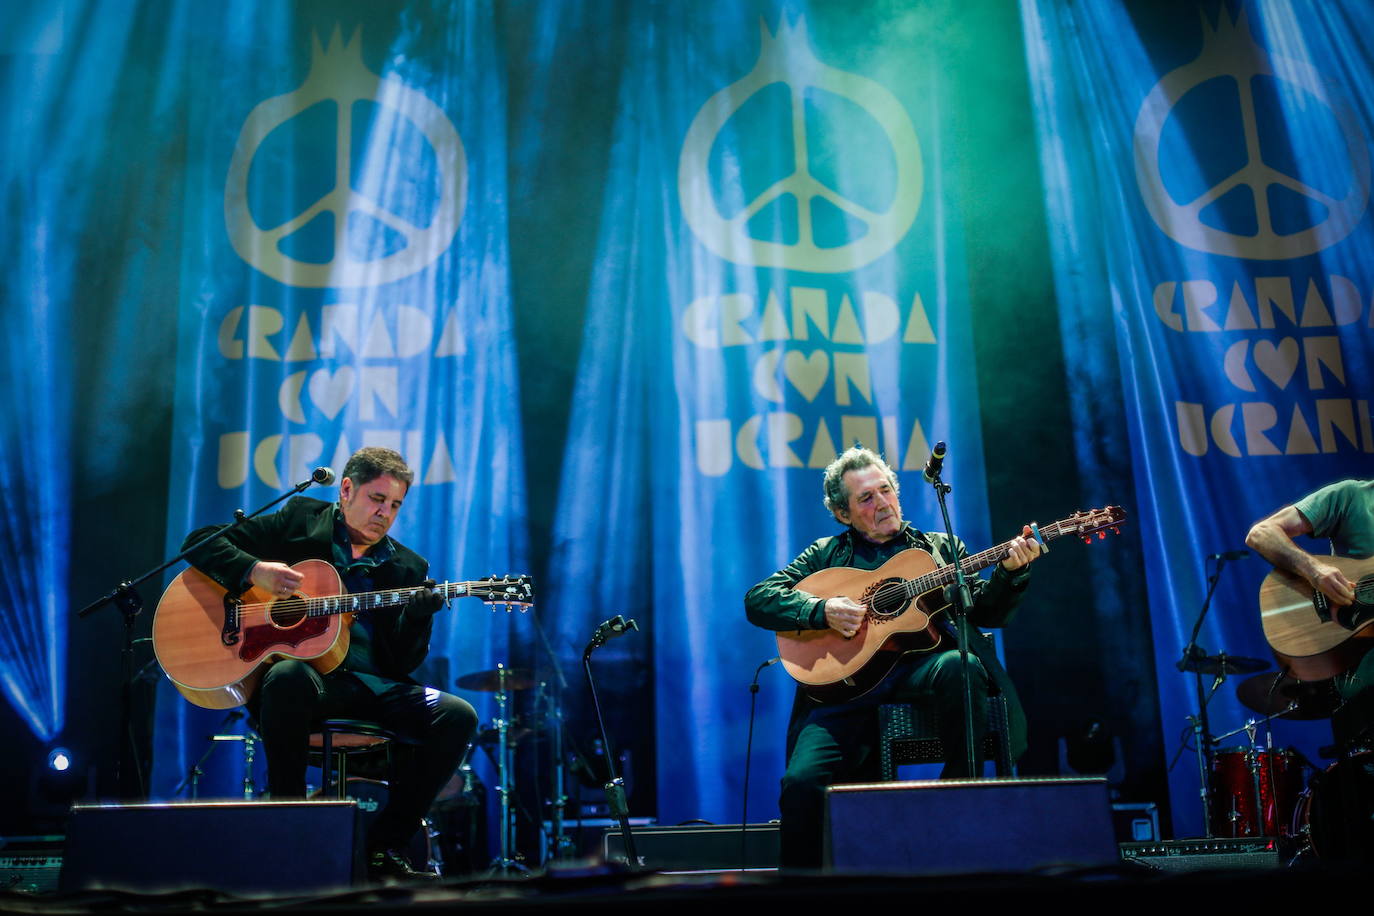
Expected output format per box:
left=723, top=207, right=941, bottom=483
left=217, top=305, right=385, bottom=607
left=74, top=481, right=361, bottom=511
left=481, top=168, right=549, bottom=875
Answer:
left=744, top=446, right=1042, bottom=869
left=1247, top=478, right=1374, bottom=699
left=181, top=446, right=477, bottom=881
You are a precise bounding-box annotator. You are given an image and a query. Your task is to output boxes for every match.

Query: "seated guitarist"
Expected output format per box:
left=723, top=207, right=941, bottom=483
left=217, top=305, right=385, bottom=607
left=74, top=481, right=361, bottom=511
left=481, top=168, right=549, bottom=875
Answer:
left=182, top=446, right=476, bottom=881
left=1247, top=479, right=1374, bottom=701
left=744, top=446, right=1042, bottom=869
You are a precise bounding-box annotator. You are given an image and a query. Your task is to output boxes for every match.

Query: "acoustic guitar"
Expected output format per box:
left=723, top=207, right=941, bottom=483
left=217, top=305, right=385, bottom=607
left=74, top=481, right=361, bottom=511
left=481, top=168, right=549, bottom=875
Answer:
left=776, top=507, right=1126, bottom=703
left=1259, top=556, right=1374, bottom=680
left=153, top=559, right=533, bottom=709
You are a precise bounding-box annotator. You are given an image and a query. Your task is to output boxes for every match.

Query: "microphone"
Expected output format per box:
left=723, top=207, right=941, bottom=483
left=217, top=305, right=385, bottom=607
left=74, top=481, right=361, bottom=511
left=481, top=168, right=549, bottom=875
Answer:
left=1209, top=549, right=1250, bottom=561
left=585, top=615, right=640, bottom=656
left=922, top=441, right=947, bottom=483
left=311, top=466, right=336, bottom=486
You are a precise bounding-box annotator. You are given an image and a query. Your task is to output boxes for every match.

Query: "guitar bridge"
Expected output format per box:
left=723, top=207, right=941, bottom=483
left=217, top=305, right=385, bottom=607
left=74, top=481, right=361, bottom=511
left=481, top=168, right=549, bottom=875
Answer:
left=221, top=593, right=242, bottom=646
left=1313, top=591, right=1331, bottom=624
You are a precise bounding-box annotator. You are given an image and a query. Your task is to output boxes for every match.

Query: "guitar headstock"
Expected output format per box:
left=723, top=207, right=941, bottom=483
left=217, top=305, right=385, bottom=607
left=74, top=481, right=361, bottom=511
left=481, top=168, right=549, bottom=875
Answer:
left=1067, top=506, right=1127, bottom=544
left=473, top=575, right=534, bottom=611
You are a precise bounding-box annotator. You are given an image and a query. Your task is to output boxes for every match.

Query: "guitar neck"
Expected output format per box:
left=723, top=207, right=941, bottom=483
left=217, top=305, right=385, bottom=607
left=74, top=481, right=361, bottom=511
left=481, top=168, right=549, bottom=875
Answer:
left=297, top=580, right=482, bottom=618
left=904, top=519, right=1080, bottom=599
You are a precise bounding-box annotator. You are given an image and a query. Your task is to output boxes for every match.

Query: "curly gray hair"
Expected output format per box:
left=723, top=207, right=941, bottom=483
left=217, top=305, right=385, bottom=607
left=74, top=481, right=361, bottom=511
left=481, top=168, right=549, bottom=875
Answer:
left=821, top=446, right=899, bottom=515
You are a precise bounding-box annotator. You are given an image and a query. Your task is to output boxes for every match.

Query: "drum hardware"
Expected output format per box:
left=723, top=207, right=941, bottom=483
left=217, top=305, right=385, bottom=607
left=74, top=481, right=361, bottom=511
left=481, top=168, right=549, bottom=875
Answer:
left=1177, top=653, right=1270, bottom=677
left=456, top=663, right=531, bottom=874
left=1236, top=672, right=1340, bottom=721
left=1176, top=551, right=1260, bottom=837
left=172, top=709, right=260, bottom=800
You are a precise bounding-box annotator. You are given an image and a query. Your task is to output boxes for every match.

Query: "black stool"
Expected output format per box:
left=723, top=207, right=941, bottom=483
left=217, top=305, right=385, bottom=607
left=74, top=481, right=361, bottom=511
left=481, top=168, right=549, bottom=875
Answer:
left=878, top=694, right=1015, bottom=780
left=309, top=718, right=412, bottom=798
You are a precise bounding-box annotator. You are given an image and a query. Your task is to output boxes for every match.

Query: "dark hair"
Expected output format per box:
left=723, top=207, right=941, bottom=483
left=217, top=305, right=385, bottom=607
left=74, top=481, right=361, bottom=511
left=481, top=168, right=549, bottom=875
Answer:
left=341, top=447, right=415, bottom=490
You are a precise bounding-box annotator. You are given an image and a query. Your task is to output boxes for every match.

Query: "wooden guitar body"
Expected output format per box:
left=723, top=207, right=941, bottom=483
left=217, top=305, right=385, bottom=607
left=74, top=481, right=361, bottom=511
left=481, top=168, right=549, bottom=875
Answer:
left=152, top=558, right=350, bottom=710
left=778, top=549, right=946, bottom=704
left=773, top=506, right=1126, bottom=704
left=1259, top=555, right=1374, bottom=680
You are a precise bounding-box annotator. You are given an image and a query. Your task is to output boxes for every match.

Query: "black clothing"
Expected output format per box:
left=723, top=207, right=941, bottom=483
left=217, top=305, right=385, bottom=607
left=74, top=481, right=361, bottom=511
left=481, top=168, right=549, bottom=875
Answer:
left=183, top=496, right=476, bottom=850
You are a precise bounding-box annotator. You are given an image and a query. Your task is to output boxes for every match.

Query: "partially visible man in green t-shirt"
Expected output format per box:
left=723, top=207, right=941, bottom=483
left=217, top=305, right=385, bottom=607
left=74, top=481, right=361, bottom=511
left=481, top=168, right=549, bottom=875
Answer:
left=1247, top=479, right=1374, bottom=696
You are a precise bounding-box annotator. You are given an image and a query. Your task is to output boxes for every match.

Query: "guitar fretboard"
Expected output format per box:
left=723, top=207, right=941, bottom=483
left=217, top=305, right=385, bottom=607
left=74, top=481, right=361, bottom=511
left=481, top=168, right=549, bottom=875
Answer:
left=898, top=517, right=1092, bottom=601
left=299, top=581, right=479, bottom=618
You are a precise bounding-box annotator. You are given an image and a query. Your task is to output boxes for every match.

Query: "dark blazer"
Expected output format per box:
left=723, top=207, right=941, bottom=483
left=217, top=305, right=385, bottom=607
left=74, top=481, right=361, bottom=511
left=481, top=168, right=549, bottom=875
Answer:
left=182, top=495, right=434, bottom=679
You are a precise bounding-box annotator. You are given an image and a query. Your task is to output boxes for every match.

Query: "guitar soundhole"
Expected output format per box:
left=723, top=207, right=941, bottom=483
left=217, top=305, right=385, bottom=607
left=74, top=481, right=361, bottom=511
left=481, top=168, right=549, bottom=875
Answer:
left=268, top=597, right=309, bottom=628
left=862, top=577, right=911, bottom=621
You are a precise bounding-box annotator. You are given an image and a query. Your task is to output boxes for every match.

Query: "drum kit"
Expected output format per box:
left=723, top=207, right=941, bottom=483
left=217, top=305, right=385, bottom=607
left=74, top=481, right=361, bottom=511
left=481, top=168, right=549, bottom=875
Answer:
left=452, top=662, right=575, bottom=874
left=1179, top=649, right=1342, bottom=849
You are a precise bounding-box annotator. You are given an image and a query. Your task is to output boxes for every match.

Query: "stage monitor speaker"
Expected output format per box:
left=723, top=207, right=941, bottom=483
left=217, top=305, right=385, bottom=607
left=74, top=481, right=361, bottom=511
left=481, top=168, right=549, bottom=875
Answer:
left=60, top=801, right=363, bottom=894
left=825, top=777, right=1117, bottom=874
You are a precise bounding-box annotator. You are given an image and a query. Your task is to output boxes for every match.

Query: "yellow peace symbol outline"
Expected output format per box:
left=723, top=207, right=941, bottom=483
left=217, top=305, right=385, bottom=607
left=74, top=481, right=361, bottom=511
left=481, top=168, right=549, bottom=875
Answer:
left=1134, top=30, right=1369, bottom=260
left=678, top=21, right=922, bottom=273
left=224, top=34, right=466, bottom=288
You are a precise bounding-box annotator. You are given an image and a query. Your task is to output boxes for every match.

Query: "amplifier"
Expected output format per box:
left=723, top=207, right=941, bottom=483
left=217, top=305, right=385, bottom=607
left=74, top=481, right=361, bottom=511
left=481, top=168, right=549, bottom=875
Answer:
left=826, top=777, right=1118, bottom=874
left=602, top=823, right=779, bottom=871
left=61, top=801, right=364, bottom=893
left=1120, top=837, right=1282, bottom=872
left=0, top=836, right=64, bottom=896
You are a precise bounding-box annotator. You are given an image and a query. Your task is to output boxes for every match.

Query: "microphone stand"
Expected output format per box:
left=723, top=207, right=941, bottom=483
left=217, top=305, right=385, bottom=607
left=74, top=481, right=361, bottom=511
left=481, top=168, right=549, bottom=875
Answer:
left=1175, top=553, right=1233, bottom=838
left=740, top=656, right=778, bottom=871
left=583, top=615, right=639, bottom=868
left=75, top=469, right=334, bottom=798
left=927, top=467, right=979, bottom=776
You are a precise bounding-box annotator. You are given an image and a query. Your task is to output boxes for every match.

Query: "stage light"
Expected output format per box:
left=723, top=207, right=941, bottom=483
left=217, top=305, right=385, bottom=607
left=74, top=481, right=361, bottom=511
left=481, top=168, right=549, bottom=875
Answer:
left=47, top=747, right=71, bottom=772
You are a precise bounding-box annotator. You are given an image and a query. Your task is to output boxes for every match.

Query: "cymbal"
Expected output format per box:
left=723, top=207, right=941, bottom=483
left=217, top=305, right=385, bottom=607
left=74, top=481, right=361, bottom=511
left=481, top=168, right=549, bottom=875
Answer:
left=476, top=724, right=534, bottom=746
left=1236, top=671, right=1340, bottom=721
left=455, top=667, right=535, bottom=691
left=1179, top=653, right=1270, bottom=676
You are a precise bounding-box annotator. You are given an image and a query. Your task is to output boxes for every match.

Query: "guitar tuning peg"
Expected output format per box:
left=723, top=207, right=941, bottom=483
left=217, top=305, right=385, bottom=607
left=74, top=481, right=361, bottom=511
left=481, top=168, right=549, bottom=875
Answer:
left=1082, top=536, right=1091, bottom=544
left=1112, top=526, right=1120, bottom=534
left=1097, top=531, right=1105, bottom=540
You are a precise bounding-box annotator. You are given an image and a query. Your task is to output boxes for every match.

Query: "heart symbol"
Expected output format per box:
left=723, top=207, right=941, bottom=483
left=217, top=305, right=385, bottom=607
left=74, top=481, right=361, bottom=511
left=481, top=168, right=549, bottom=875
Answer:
left=1252, top=338, right=1298, bottom=389
left=308, top=367, right=355, bottom=419
left=783, top=350, right=829, bottom=402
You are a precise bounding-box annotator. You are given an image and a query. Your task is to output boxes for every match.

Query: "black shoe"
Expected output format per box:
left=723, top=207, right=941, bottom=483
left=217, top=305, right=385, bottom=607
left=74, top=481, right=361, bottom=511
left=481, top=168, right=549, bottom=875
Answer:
left=367, top=849, right=439, bottom=882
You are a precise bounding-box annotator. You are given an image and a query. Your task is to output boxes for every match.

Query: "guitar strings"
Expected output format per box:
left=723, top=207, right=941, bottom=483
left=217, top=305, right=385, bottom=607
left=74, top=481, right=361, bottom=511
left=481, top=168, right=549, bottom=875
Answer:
left=233, top=579, right=529, bottom=617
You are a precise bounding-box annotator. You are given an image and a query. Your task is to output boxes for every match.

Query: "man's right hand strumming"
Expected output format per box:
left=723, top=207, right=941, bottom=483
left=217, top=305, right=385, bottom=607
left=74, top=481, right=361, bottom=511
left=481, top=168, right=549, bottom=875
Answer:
left=250, top=561, right=305, bottom=598
left=825, top=596, right=866, bottom=639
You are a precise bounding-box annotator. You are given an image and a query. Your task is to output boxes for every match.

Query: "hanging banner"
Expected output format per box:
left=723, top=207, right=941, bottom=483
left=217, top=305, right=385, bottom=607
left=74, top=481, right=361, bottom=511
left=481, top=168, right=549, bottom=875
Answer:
left=547, top=2, right=991, bottom=823
left=157, top=2, right=527, bottom=797
left=1023, top=0, right=1374, bottom=835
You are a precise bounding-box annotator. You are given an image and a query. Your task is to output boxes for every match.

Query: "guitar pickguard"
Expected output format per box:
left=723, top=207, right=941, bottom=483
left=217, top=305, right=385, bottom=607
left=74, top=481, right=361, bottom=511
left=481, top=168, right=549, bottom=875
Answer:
left=1336, top=602, right=1374, bottom=632
left=238, top=616, right=331, bottom=663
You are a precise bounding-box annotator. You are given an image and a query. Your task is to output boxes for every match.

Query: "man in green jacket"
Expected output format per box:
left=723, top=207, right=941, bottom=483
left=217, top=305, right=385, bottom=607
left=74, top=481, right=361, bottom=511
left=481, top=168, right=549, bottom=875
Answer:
left=745, top=446, right=1041, bottom=868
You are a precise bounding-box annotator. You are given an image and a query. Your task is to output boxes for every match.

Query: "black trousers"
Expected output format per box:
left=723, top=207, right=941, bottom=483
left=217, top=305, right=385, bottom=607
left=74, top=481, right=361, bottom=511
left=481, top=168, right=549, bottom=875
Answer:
left=253, top=659, right=477, bottom=851
left=777, top=649, right=990, bottom=869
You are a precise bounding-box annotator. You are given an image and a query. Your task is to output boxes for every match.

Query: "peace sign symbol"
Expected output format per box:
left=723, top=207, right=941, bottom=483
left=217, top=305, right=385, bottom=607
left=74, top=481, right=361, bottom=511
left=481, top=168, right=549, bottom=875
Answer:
left=1134, top=22, right=1368, bottom=260
left=225, top=31, right=465, bottom=288
left=679, top=20, right=922, bottom=273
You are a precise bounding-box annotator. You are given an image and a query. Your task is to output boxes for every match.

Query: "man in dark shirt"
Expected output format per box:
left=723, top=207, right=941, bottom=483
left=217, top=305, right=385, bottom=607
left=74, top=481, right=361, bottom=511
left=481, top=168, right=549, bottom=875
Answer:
left=183, top=447, right=476, bottom=880
left=745, top=447, right=1041, bottom=868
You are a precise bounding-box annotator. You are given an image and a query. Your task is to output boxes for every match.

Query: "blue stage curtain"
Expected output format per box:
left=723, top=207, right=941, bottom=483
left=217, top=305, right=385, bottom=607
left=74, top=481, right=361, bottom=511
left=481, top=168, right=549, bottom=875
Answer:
left=152, top=0, right=528, bottom=798
left=1023, top=0, right=1374, bottom=836
left=0, top=1, right=195, bottom=743
left=543, top=1, right=993, bottom=824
